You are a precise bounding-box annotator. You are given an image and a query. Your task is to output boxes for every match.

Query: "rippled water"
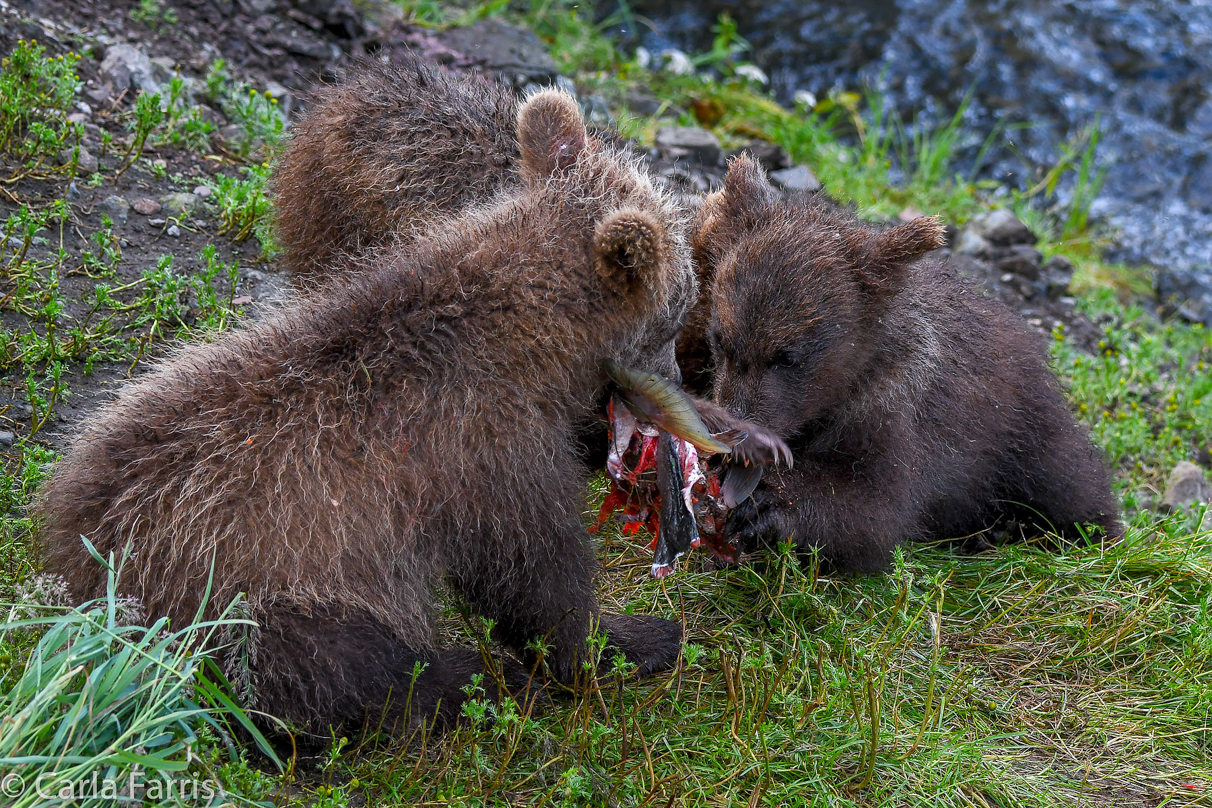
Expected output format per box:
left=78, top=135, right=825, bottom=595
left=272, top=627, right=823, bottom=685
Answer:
left=622, top=0, right=1212, bottom=271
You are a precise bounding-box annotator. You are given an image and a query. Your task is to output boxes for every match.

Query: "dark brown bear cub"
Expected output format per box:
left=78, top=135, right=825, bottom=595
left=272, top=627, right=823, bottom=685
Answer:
left=37, top=91, right=691, bottom=734
left=698, top=156, right=1121, bottom=573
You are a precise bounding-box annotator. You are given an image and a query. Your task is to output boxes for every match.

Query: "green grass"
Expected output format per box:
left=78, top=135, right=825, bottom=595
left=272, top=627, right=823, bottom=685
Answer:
left=1, top=9, right=1209, bottom=807
left=1, top=547, right=279, bottom=808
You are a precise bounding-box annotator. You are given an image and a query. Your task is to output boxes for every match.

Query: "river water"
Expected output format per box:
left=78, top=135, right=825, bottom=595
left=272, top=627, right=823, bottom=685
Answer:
left=619, top=0, right=1212, bottom=272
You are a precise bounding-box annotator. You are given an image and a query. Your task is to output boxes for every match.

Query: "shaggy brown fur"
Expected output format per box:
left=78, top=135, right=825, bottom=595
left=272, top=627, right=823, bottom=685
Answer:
left=699, top=156, right=1121, bottom=573
left=272, top=57, right=521, bottom=280
left=37, top=91, right=693, bottom=734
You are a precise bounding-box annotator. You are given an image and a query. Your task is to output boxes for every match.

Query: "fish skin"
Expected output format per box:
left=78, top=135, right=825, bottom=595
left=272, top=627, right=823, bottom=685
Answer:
left=653, top=431, right=695, bottom=576
left=604, top=359, right=734, bottom=455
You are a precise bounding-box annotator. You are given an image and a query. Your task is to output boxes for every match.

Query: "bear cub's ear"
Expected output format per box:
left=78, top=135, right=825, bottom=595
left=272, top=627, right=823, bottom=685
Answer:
left=595, top=208, right=668, bottom=300
left=517, top=89, right=587, bottom=182
left=854, top=215, right=947, bottom=299
left=693, top=154, right=776, bottom=262
left=866, top=215, right=946, bottom=267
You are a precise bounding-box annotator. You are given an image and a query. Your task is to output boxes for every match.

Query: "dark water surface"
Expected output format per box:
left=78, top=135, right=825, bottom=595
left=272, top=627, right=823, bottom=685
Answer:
left=621, top=0, right=1212, bottom=271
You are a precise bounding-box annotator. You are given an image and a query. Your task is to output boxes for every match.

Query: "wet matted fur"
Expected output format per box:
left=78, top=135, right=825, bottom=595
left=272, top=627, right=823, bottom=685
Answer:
left=37, top=91, right=692, bottom=735
left=698, top=156, right=1121, bottom=573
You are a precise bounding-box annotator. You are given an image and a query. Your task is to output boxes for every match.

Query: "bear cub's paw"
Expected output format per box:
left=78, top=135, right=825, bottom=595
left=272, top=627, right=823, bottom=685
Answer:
left=599, top=613, right=683, bottom=678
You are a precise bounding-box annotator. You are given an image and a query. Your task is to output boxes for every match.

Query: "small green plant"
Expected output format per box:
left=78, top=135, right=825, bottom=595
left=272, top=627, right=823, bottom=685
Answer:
left=693, top=13, right=750, bottom=74
left=116, top=90, right=164, bottom=176
left=190, top=245, right=241, bottom=334
left=130, top=0, right=179, bottom=28
left=0, top=41, right=82, bottom=182
left=158, top=75, right=215, bottom=151
left=204, top=61, right=286, bottom=158
left=392, top=0, right=448, bottom=25
left=203, top=162, right=276, bottom=253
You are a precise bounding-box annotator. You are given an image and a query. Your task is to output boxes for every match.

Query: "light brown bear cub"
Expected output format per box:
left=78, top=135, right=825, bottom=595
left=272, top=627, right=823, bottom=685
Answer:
left=37, top=91, right=691, bottom=733
left=273, top=57, right=521, bottom=280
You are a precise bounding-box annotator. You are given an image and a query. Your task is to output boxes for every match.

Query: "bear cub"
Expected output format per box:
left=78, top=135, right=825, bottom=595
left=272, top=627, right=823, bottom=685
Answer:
left=697, top=156, right=1121, bottom=573
left=273, top=56, right=521, bottom=280
left=37, top=91, right=691, bottom=734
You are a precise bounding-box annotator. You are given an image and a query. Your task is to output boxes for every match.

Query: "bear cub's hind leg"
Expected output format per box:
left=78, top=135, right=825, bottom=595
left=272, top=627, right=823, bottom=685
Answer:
left=250, top=603, right=538, bottom=736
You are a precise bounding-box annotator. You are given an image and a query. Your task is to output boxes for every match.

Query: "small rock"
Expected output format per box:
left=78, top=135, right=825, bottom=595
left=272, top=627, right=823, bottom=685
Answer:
left=148, top=218, right=167, bottom=227
left=84, top=85, right=111, bottom=106
left=555, top=75, right=578, bottom=100
left=1156, top=267, right=1212, bottom=327
left=100, top=43, right=161, bottom=96
left=248, top=0, right=276, bottom=12
left=59, top=146, right=99, bottom=175
left=581, top=94, right=614, bottom=130
left=655, top=126, right=721, bottom=166
left=65, top=181, right=83, bottom=202
left=966, top=208, right=1036, bottom=246
left=744, top=141, right=791, bottom=172
left=193, top=185, right=213, bottom=199
left=953, top=229, right=992, bottom=257
left=0, top=431, right=14, bottom=447
left=1161, top=461, right=1212, bottom=512
left=436, top=19, right=559, bottom=88
left=635, top=46, right=652, bottom=70
left=217, top=124, right=243, bottom=145
left=994, top=244, right=1043, bottom=280
left=67, top=112, right=89, bottom=125
left=132, top=197, right=162, bottom=215
left=160, top=192, right=201, bottom=215
left=627, top=90, right=662, bottom=117
left=100, top=195, right=131, bottom=224
left=1041, top=255, right=1075, bottom=299
left=769, top=164, right=822, bottom=193
left=166, top=224, right=181, bottom=238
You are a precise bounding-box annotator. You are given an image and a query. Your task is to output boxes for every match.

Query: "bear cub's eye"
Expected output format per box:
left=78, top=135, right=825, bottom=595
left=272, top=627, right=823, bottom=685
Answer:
left=770, top=350, right=800, bottom=370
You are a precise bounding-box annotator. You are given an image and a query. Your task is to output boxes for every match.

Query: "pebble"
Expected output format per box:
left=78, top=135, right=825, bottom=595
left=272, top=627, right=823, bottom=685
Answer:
left=769, top=165, right=822, bottom=193
left=100, top=195, right=131, bottom=224
left=965, top=208, right=1036, bottom=246
left=84, top=85, right=111, bottom=106
left=0, top=431, right=14, bottom=447
left=1161, top=461, right=1212, bottom=512
left=167, top=225, right=181, bottom=238
left=995, top=244, right=1043, bottom=280
left=132, top=197, right=162, bottom=215
left=655, top=126, right=721, bottom=166
left=99, top=43, right=161, bottom=95
left=192, top=185, right=212, bottom=199
left=59, top=146, right=99, bottom=175
left=159, top=192, right=201, bottom=215
left=954, top=229, right=992, bottom=257
left=1156, top=267, right=1212, bottom=327
left=148, top=218, right=166, bottom=227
